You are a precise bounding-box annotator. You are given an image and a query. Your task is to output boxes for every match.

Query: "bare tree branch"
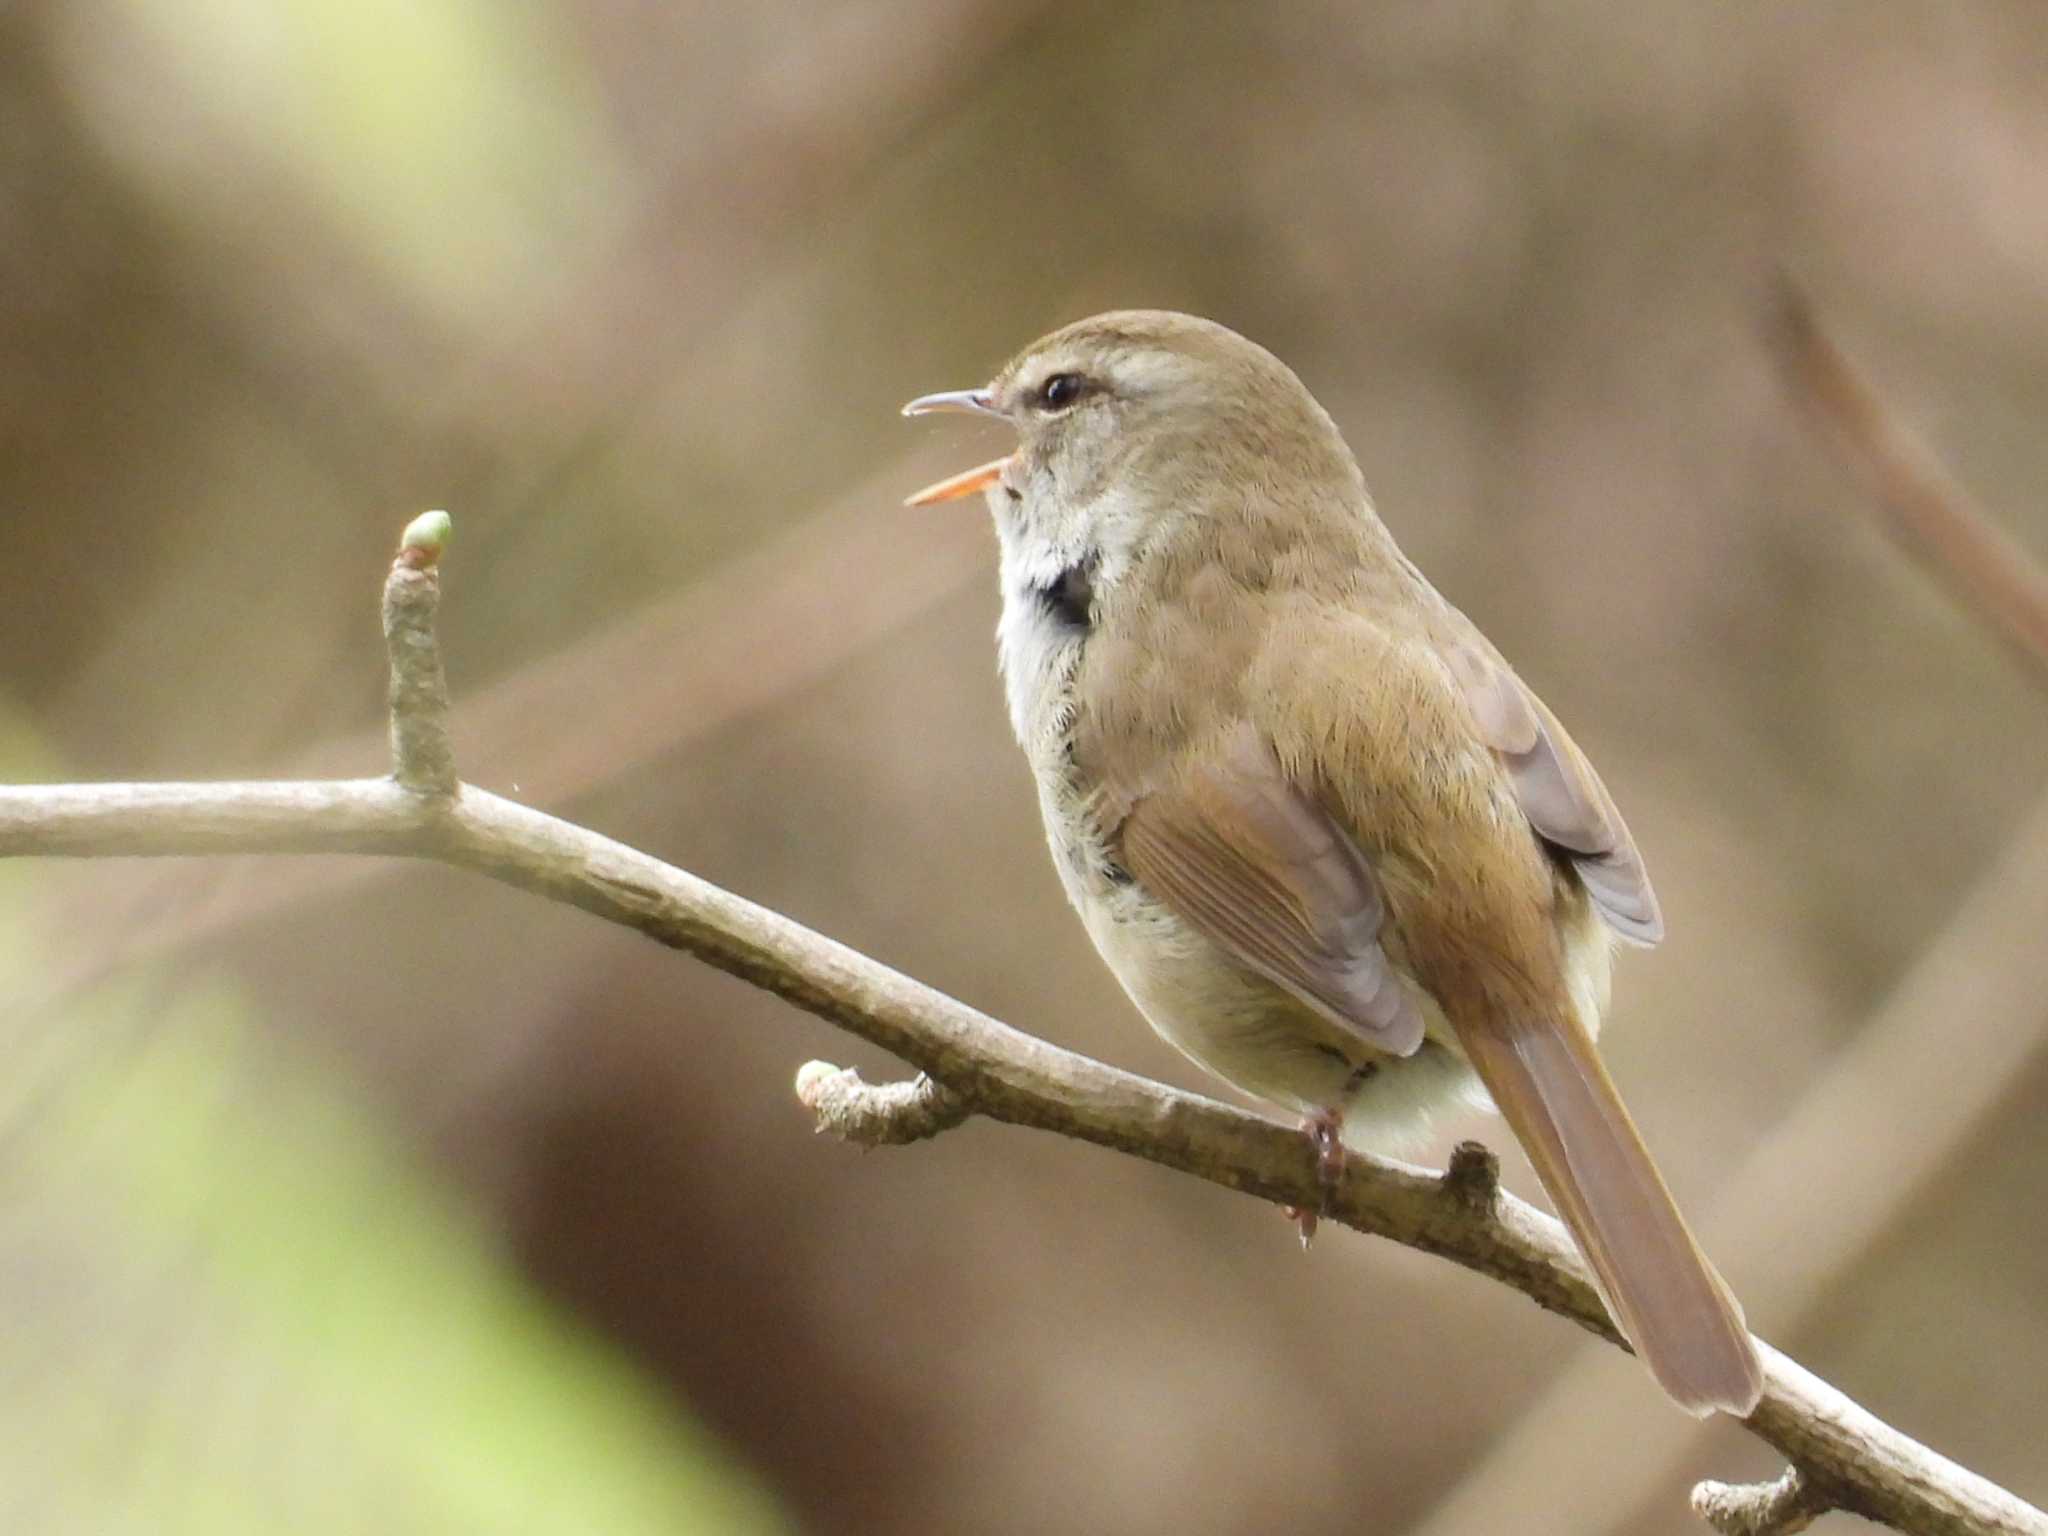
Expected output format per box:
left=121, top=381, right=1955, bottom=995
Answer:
left=1409, top=279, right=2048, bottom=1536
left=0, top=519, right=2041, bottom=1536
left=20, top=457, right=986, bottom=1016
left=1401, top=781, right=2048, bottom=1536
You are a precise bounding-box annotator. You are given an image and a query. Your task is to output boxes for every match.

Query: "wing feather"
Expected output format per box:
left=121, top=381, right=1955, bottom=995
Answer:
left=1446, top=641, right=1664, bottom=945
left=1117, top=725, right=1425, bottom=1056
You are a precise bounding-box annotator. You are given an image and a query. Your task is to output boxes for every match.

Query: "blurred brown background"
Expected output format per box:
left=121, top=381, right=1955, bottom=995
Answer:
left=2, top=1, right=2045, bottom=1531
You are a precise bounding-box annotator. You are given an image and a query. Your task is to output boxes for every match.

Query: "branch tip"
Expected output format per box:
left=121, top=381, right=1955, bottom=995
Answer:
left=381, top=519, right=458, bottom=796
left=397, top=509, right=453, bottom=570
left=794, top=1060, right=970, bottom=1147
left=1692, top=1466, right=1835, bottom=1536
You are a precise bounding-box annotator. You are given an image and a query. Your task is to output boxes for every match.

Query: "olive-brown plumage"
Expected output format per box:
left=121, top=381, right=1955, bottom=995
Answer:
left=904, top=310, right=1762, bottom=1417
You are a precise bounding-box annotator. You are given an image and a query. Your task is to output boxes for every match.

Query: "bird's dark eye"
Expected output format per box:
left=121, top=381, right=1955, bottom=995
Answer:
left=1037, top=372, right=1085, bottom=411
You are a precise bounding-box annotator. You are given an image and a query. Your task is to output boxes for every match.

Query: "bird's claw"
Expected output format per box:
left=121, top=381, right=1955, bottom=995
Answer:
left=1285, top=1109, right=1347, bottom=1248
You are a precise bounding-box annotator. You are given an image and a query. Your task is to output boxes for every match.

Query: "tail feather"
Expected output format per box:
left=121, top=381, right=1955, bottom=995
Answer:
left=1462, top=1014, right=1763, bottom=1417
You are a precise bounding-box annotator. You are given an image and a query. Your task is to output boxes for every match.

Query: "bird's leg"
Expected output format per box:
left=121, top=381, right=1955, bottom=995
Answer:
left=1284, top=1062, right=1377, bottom=1247
left=1284, top=1107, right=1347, bottom=1248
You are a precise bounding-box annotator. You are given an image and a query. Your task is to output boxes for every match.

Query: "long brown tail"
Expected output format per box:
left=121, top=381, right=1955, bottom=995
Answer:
left=1461, top=1012, right=1763, bottom=1417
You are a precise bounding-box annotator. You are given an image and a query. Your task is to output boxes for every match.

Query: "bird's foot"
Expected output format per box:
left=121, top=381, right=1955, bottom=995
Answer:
left=1283, top=1108, right=1346, bottom=1248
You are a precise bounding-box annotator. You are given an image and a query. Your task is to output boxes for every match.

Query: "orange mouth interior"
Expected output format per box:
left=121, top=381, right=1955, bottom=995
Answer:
left=904, top=456, right=1010, bottom=508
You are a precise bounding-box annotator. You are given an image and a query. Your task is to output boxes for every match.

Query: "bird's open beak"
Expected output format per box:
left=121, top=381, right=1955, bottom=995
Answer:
left=902, top=456, right=1009, bottom=507
left=902, top=387, right=1012, bottom=506
left=902, top=388, right=1001, bottom=420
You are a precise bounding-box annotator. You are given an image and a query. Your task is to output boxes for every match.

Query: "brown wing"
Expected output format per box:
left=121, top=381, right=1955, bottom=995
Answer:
left=1116, top=724, right=1425, bottom=1057
left=1445, top=641, right=1664, bottom=945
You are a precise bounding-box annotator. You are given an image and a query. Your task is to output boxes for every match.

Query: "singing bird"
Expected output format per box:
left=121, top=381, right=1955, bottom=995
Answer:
left=903, top=310, right=1762, bottom=1417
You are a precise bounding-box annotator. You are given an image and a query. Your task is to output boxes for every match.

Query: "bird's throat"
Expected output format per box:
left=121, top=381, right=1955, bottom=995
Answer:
left=1031, top=555, right=1097, bottom=631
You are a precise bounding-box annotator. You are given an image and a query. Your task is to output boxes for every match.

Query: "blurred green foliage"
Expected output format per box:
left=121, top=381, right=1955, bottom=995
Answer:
left=94, top=0, right=625, bottom=323
left=0, top=860, right=784, bottom=1534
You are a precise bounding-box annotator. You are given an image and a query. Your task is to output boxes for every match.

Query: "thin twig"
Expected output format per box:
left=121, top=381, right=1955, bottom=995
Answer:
left=794, top=1063, right=972, bottom=1146
left=1694, top=1466, right=1838, bottom=1536
left=23, top=458, right=987, bottom=1014
left=381, top=510, right=458, bottom=795
left=1767, top=278, right=2048, bottom=691
left=0, top=517, right=2042, bottom=1536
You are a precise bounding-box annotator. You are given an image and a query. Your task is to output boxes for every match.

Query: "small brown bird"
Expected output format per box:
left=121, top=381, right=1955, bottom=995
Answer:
left=903, top=310, right=1762, bottom=1418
